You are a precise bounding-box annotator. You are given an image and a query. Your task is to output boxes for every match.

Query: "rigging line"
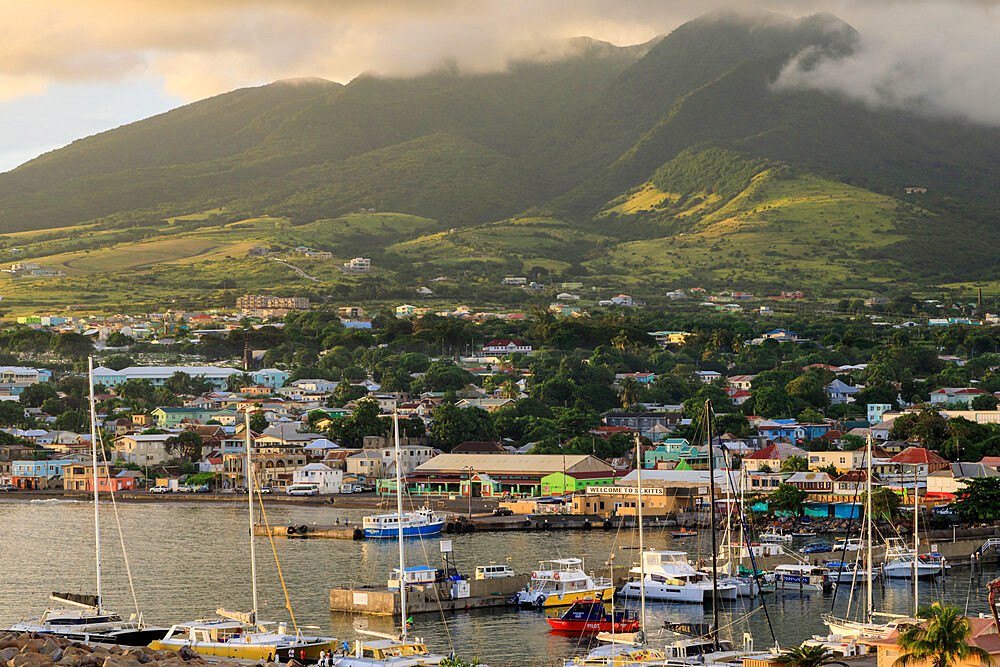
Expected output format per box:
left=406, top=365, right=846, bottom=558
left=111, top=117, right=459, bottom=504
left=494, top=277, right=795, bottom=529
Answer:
left=93, top=403, right=141, bottom=621
left=719, top=449, right=775, bottom=646
left=254, top=486, right=298, bottom=633
left=829, top=444, right=867, bottom=614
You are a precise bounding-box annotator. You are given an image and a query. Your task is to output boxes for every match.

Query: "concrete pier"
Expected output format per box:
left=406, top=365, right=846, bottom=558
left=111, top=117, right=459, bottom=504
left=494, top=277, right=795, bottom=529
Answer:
left=254, top=523, right=362, bottom=539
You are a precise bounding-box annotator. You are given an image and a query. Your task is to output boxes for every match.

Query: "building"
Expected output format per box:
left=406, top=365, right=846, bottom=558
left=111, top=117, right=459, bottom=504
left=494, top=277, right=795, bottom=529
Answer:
left=0, top=367, right=52, bottom=384
left=338, top=306, right=364, bottom=318
left=870, top=615, right=1000, bottom=667
left=63, top=462, right=138, bottom=492
left=11, top=459, right=77, bottom=489
left=92, top=365, right=288, bottom=390
left=150, top=407, right=239, bottom=428
left=395, top=304, right=417, bottom=318
left=726, top=375, right=756, bottom=391
left=406, top=454, right=614, bottom=498
left=343, top=257, right=371, bottom=273
left=761, top=329, right=799, bottom=343
left=113, top=434, right=172, bottom=465
left=236, top=294, right=310, bottom=311
left=539, top=471, right=622, bottom=496
left=867, top=403, right=892, bottom=424
left=930, top=387, right=988, bottom=407
left=292, top=463, right=343, bottom=493
left=571, top=483, right=706, bottom=517
left=742, top=442, right=808, bottom=472
left=784, top=471, right=834, bottom=494
left=806, top=450, right=866, bottom=473
left=604, top=411, right=681, bottom=431
left=647, top=331, right=692, bottom=347
left=826, top=379, right=859, bottom=405
left=346, top=450, right=384, bottom=481
left=502, top=277, right=527, bottom=285
left=694, top=370, right=722, bottom=384
left=483, top=339, right=532, bottom=355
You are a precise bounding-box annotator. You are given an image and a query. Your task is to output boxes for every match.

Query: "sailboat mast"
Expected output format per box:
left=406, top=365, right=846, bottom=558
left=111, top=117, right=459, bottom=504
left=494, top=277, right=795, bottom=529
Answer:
left=87, top=357, right=102, bottom=610
left=865, top=436, right=873, bottom=623
left=706, top=400, right=720, bottom=648
left=635, top=434, right=646, bottom=635
left=913, top=464, right=919, bottom=615
left=394, top=412, right=407, bottom=641
left=245, top=411, right=258, bottom=622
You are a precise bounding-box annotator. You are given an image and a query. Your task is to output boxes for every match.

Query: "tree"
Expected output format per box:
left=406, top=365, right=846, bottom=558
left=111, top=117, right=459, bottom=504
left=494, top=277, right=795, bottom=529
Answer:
left=972, top=394, right=1000, bottom=411
left=104, top=354, right=134, bottom=371
left=816, top=464, right=839, bottom=477
left=953, top=477, right=1000, bottom=521
left=19, top=383, right=58, bottom=408
left=863, top=486, right=902, bottom=519
left=105, top=332, right=135, bottom=347
left=429, top=403, right=496, bottom=451
left=120, top=379, right=156, bottom=403
left=249, top=410, right=269, bottom=434
left=774, top=644, right=847, bottom=667
left=54, top=410, right=88, bottom=433
left=500, top=380, right=520, bottom=400
left=781, top=455, right=809, bottom=473
left=768, top=483, right=808, bottom=516
left=893, top=602, right=993, bottom=667
left=165, top=430, right=204, bottom=462
left=619, top=377, right=641, bottom=411
left=51, top=332, right=94, bottom=358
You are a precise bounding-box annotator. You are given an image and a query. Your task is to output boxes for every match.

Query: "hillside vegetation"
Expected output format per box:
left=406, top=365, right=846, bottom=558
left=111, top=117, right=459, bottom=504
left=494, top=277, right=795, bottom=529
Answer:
left=0, top=11, right=998, bottom=309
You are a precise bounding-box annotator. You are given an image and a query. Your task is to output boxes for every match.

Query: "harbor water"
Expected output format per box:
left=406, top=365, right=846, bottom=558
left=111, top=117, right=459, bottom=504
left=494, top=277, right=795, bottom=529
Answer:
left=0, top=499, right=991, bottom=666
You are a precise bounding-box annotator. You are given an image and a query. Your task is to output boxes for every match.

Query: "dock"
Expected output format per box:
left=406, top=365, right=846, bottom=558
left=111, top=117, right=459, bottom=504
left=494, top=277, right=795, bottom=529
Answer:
left=254, top=523, right=362, bottom=539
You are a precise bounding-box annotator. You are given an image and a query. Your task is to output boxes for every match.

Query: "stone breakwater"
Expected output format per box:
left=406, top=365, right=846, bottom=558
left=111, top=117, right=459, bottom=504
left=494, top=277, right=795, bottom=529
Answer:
left=0, top=633, right=291, bottom=667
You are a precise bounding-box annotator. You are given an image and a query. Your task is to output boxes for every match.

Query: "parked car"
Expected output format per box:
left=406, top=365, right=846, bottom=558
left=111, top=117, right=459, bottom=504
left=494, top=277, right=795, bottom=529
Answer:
left=339, top=484, right=354, bottom=494
left=175, top=484, right=193, bottom=493
left=259, top=486, right=274, bottom=494
left=149, top=485, right=170, bottom=494
left=800, top=542, right=832, bottom=554
left=233, top=486, right=248, bottom=494
left=933, top=505, right=955, bottom=516
left=352, top=484, right=364, bottom=493
left=493, top=507, right=514, bottom=517
left=0, top=483, right=16, bottom=492
left=193, top=485, right=211, bottom=493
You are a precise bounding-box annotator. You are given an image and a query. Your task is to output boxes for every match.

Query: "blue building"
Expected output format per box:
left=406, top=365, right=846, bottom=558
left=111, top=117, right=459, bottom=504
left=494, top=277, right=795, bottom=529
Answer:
left=11, top=459, right=77, bottom=489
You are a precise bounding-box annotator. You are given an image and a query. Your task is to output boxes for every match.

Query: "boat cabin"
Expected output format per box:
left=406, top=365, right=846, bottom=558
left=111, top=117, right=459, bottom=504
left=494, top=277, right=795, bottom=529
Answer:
left=388, top=566, right=437, bottom=590
left=352, top=639, right=431, bottom=659
left=529, top=558, right=596, bottom=593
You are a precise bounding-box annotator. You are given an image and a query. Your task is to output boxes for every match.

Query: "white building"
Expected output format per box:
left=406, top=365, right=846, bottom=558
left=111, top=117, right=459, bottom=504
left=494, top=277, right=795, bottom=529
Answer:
left=343, top=257, right=371, bottom=273
left=483, top=339, right=532, bottom=355
left=292, top=463, right=343, bottom=493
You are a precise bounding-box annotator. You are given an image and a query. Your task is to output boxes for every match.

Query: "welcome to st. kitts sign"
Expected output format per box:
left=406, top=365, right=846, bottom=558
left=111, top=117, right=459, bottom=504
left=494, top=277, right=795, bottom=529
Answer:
left=585, top=486, right=665, bottom=496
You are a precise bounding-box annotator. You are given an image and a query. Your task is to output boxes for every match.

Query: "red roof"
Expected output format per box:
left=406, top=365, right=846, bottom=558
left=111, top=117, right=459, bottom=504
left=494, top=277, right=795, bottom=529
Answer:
left=890, top=446, right=949, bottom=465
left=486, top=339, right=527, bottom=347
left=745, top=444, right=780, bottom=460
left=727, top=388, right=751, bottom=398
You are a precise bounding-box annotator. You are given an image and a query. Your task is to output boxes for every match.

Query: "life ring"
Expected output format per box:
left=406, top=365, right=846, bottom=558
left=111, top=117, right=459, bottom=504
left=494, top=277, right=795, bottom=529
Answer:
left=554, top=573, right=560, bottom=580
left=532, top=572, right=538, bottom=579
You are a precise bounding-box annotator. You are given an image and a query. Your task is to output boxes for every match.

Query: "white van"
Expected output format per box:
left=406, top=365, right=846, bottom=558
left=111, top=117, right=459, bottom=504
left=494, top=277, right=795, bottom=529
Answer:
left=339, top=483, right=354, bottom=494
left=286, top=483, right=319, bottom=496
left=475, top=564, right=515, bottom=580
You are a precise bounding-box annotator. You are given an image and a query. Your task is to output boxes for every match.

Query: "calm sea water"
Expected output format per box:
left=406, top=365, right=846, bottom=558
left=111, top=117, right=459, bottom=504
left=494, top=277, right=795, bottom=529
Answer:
left=0, top=499, right=991, bottom=666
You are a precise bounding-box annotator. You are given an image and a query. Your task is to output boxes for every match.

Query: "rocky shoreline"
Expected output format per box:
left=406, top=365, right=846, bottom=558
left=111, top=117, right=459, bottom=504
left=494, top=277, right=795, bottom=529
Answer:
left=0, top=633, right=291, bottom=667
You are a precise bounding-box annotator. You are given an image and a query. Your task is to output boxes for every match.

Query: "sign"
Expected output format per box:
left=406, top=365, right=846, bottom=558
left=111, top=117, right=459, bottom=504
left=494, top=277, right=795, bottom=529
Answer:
left=585, top=486, right=665, bottom=496
left=353, top=592, right=369, bottom=606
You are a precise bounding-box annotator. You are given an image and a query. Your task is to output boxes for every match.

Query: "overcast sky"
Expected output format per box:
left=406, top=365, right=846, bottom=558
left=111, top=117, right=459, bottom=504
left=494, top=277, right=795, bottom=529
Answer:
left=2, top=0, right=998, bottom=172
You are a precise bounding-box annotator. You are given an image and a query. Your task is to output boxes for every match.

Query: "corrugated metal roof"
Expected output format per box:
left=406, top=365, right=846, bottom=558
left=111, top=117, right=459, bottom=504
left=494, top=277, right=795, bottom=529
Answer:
left=414, top=453, right=611, bottom=475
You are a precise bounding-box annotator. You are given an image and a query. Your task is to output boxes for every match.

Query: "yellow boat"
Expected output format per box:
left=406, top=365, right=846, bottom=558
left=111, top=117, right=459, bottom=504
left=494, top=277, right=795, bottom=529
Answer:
left=513, top=558, right=616, bottom=608
left=149, top=609, right=338, bottom=663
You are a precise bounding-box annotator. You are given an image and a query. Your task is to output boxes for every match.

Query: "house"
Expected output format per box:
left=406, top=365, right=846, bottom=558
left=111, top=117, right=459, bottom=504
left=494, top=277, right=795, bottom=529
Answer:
left=415, top=287, right=433, bottom=297
left=927, top=462, right=1000, bottom=499
left=647, top=331, right=692, bottom=347
left=63, top=462, right=138, bottom=492
left=605, top=411, right=682, bottom=431
left=930, top=387, right=988, bottom=407
left=113, top=434, right=172, bottom=465
left=806, top=450, right=866, bottom=473
left=338, top=306, right=364, bottom=318
left=615, top=372, right=657, bottom=385
left=693, top=370, right=722, bottom=385
left=346, top=450, right=384, bottom=481
left=726, top=388, right=751, bottom=406
left=742, top=442, right=808, bottom=472
left=150, top=407, right=239, bottom=428
left=502, top=277, right=527, bottom=285
left=483, top=339, right=532, bottom=355
left=877, top=446, right=951, bottom=483
left=555, top=292, right=580, bottom=300
left=395, top=304, right=417, bottom=318
left=762, top=328, right=799, bottom=342
left=784, top=471, right=834, bottom=494
left=455, top=398, right=517, bottom=412
left=343, top=257, right=371, bottom=273
left=867, top=403, right=892, bottom=424
left=726, top=375, right=756, bottom=391
left=539, top=470, right=622, bottom=496
left=609, top=294, right=633, bottom=306
left=832, top=470, right=878, bottom=495
left=378, top=444, right=437, bottom=477
left=292, top=463, right=343, bottom=493
left=255, top=425, right=326, bottom=449
left=826, top=379, right=860, bottom=405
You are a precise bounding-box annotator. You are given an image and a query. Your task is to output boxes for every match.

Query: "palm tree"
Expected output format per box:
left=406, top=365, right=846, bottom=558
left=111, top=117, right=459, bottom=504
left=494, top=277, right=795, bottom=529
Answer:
left=773, top=645, right=847, bottom=667
left=619, top=377, right=641, bottom=411
left=500, top=380, right=520, bottom=400
left=893, top=602, right=994, bottom=667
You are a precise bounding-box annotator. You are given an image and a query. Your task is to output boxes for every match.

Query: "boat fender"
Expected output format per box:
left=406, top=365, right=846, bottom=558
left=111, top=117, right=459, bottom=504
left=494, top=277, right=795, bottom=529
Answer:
left=286, top=525, right=297, bottom=535
left=297, top=525, right=309, bottom=535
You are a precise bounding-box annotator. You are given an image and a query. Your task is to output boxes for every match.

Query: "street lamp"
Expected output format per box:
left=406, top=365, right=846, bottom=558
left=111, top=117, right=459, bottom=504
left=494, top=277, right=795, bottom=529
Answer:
left=462, top=466, right=474, bottom=518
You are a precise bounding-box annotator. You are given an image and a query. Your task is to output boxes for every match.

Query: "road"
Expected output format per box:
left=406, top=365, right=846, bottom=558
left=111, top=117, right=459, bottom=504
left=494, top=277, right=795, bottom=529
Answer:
left=269, top=256, right=319, bottom=282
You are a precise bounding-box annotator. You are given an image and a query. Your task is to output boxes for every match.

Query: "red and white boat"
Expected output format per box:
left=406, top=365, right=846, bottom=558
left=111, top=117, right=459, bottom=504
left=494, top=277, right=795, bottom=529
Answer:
left=545, top=599, right=640, bottom=635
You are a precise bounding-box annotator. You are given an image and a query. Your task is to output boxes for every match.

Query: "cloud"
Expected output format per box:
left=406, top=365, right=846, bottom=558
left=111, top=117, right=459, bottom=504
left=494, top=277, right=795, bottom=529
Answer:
left=0, top=0, right=818, bottom=100
left=775, top=1, right=1000, bottom=126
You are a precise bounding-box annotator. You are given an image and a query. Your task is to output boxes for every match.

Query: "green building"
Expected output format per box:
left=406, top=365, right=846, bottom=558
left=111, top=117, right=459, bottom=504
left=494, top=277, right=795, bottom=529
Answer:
left=539, top=471, right=622, bottom=496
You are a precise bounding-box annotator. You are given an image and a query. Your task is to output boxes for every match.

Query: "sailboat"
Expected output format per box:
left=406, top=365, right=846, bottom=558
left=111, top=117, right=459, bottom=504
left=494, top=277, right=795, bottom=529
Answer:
left=150, top=411, right=339, bottom=662
left=822, top=436, right=916, bottom=640
left=8, top=358, right=167, bottom=645
left=330, top=413, right=462, bottom=667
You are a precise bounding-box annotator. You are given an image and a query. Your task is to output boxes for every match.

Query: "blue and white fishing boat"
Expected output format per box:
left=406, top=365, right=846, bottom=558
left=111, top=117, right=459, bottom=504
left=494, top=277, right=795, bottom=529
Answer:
left=362, top=507, right=444, bottom=538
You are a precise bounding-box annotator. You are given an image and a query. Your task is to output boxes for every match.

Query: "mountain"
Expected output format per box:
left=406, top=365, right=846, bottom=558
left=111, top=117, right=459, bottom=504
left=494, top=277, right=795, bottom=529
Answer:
left=1, top=11, right=999, bottom=309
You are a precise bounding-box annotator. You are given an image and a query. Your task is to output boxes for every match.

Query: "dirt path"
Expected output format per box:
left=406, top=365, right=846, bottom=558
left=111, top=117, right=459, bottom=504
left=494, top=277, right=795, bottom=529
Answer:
left=270, top=257, right=319, bottom=282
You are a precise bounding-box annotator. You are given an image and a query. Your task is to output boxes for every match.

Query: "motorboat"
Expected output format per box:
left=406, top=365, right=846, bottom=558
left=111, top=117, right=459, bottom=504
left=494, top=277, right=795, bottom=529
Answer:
left=514, top=558, right=615, bottom=607
left=793, top=531, right=818, bottom=538
left=832, top=537, right=864, bottom=552
left=718, top=540, right=785, bottom=559
left=546, top=599, right=640, bottom=635
left=824, top=561, right=880, bottom=585
left=618, top=550, right=738, bottom=603
left=770, top=564, right=830, bottom=591
left=671, top=529, right=698, bottom=538
left=760, top=527, right=792, bottom=543
left=362, top=508, right=444, bottom=539
left=882, top=553, right=945, bottom=578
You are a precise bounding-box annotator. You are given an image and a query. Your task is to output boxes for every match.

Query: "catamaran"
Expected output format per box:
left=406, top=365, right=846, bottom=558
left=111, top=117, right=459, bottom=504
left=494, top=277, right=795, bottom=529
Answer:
left=150, top=411, right=340, bottom=662
left=8, top=358, right=167, bottom=645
